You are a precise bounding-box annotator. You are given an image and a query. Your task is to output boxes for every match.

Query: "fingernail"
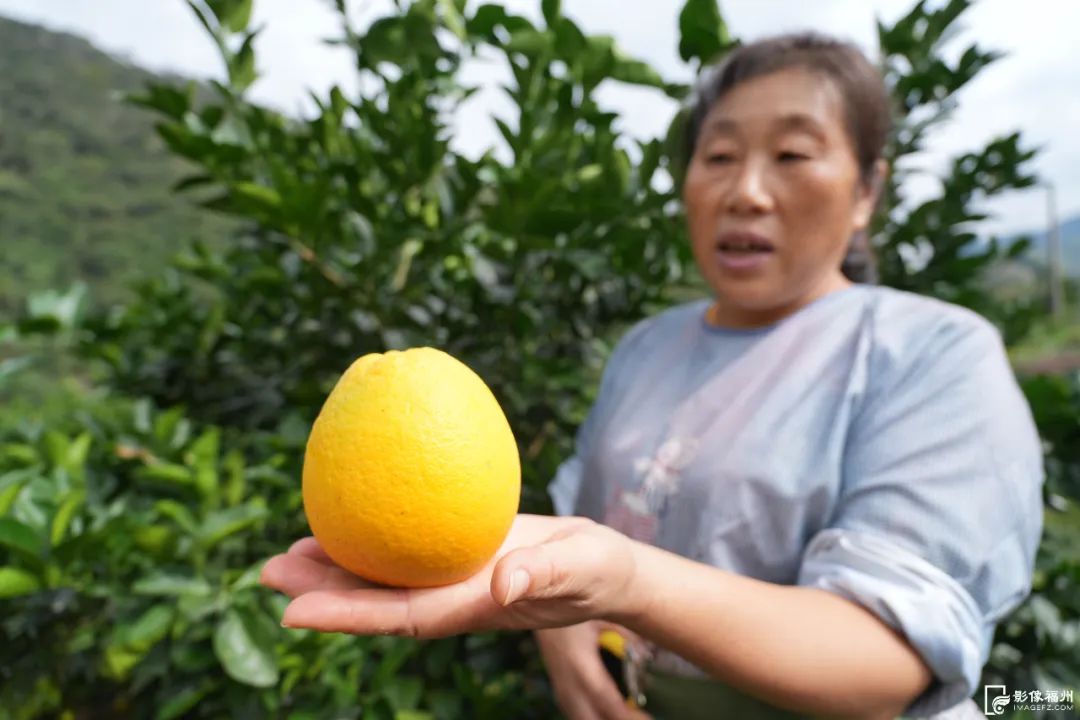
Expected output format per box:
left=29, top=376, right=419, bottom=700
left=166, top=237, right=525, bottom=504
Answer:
left=281, top=602, right=297, bottom=628
left=504, top=569, right=531, bottom=605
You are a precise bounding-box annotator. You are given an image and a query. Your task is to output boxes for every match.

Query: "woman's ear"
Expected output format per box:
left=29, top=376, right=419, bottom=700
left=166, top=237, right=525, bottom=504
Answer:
left=853, top=159, right=889, bottom=231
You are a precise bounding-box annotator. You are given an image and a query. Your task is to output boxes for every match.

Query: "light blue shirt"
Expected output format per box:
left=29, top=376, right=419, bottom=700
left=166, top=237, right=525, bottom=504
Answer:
left=548, top=285, right=1044, bottom=717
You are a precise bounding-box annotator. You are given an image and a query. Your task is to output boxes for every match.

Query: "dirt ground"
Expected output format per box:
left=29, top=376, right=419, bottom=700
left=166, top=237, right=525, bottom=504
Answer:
left=1014, top=351, right=1080, bottom=376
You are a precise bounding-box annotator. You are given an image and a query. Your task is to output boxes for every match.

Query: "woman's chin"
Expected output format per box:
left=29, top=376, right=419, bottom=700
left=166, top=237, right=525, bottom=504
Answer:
left=708, top=279, right=783, bottom=311
left=704, top=277, right=822, bottom=328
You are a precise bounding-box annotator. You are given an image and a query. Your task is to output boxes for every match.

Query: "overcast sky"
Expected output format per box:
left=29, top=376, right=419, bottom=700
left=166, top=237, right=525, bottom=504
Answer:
left=1, top=0, right=1077, bottom=237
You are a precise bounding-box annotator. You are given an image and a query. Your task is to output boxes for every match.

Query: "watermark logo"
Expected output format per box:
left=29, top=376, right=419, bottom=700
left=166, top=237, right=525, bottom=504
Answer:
left=984, top=686, right=1010, bottom=715
left=984, top=685, right=1074, bottom=715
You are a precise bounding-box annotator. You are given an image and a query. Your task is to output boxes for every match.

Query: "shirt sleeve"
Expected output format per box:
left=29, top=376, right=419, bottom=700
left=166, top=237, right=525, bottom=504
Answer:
left=797, top=311, right=1045, bottom=717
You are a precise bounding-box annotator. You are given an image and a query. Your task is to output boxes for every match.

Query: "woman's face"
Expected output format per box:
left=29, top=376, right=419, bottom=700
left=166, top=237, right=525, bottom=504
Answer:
left=683, top=67, right=881, bottom=328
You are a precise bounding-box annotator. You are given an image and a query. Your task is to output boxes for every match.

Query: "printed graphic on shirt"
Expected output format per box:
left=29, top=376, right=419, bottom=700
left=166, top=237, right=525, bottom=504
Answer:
left=604, top=437, right=699, bottom=544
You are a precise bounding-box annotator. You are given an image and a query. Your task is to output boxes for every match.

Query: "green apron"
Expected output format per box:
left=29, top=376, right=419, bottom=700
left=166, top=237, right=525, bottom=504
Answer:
left=641, top=668, right=811, bottom=720
left=639, top=669, right=936, bottom=720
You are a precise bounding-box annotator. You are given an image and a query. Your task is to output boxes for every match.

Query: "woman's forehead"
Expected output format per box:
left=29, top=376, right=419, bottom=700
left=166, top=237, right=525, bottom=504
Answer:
left=701, top=68, right=846, bottom=136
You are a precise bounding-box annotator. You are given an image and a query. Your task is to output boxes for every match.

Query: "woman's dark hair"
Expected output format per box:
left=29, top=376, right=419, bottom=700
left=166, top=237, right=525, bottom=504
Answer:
left=681, top=32, right=892, bottom=284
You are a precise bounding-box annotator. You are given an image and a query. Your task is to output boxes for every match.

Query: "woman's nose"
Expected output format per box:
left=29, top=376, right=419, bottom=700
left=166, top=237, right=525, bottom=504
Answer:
left=726, top=161, right=774, bottom=215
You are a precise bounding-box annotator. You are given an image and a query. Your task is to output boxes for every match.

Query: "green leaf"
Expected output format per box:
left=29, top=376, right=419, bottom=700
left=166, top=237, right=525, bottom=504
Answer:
left=228, top=32, right=259, bottom=92
left=0, top=357, right=33, bottom=389
left=611, top=55, right=666, bottom=89
left=1029, top=595, right=1062, bottom=639
left=464, top=246, right=500, bottom=292
left=133, top=573, right=214, bottom=597
left=213, top=608, right=279, bottom=687
left=138, top=462, right=194, bottom=485
left=133, top=526, right=175, bottom=555
left=343, top=211, right=376, bottom=258
left=187, top=428, right=221, bottom=503
left=198, top=503, right=268, bottom=549
left=0, top=517, right=42, bottom=560
left=104, top=645, right=142, bottom=680
left=127, top=604, right=177, bottom=650
left=222, top=449, right=247, bottom=507
left=494, top=118, right=518, bottom=155
left=232, top=181, right=281, bottom=211
left=0, top=566, right=41, bottom=598
left=423, top=638, right=456, bottom=678
left=104, top=605, right=176, bottom=679
left=371, top=638, right=416, bottom=689
left=391, top=239, right=424, bottom=292
left=12, top=486, right=48, bottom=533
left=426, top=691, right=461, bottom=719
left=436, top=0, right=467, bottom=40
left=467, top=4, right=534, bottom=42
left=215, top=0, right=253, bottom=33
left=172, top=173, right=216, bottom=193
left=506, top=29, right=549, bottom=57
left=0, top=467, right=36, bottom=516
left=678, top=0, right=733, bottom=64
left=0, top=323, right=17, bottom=344
left=577, top=164, right=603, bottom=183
left=50, top=489, right=86, bottom=546
left=127, top=82, right=194, bottom=119
left=383, top=677, right=423, bottom=711
left=155, top=499, right=200, bottom=536
left=42, top=430, right=92, bottom=481
left=25, top=284, right=86, bottom=332
left=155, top=681, right=216, bottom=720
left=231, top=560, right=266, bottom=591
left=356, top=15, right=443, bottom=67
left=133, top=398, right=154, bottom=434
left=541, top=0, right=561, bottom=27
left=394, top=712, right=433, bottom=720
left=552, top=17, right=586, bottom=59
left=16, top=315, right=59, bottom=335
left=1, top=444, right=38, bottom=467
left=178, top=591, right=226, bottom=624
left=154, top=406, right=192, bottom=448
left=579, top=35, right=617, bottom=88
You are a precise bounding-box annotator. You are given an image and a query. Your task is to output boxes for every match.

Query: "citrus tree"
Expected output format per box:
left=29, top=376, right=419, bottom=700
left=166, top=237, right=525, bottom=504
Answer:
left=0, top=0, right=1076, bottom=717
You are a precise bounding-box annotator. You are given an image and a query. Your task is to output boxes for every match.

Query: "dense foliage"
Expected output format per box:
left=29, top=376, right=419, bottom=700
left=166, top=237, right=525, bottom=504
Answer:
left=0, top=0, right=1076, bottom=717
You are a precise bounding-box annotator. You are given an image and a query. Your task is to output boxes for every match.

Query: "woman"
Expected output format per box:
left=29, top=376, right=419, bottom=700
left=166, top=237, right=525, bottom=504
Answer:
left=260, top=33, right=1044, bottom=719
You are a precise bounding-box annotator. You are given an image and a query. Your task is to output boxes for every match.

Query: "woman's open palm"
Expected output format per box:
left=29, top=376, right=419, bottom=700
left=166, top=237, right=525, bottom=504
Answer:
left=260, top=514, right=640, bottom=638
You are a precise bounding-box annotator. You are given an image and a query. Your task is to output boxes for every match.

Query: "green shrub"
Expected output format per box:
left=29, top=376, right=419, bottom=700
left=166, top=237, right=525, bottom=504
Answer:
left=1, top=0, right=1075, bottom=717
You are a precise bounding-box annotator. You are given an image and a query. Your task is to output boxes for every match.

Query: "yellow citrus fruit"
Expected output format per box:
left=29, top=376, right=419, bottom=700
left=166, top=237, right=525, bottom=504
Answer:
left=302, top=347, right=521, bottom=588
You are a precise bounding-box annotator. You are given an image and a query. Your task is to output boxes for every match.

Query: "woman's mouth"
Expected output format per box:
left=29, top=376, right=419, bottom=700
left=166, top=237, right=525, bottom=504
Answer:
left=715, top=232, right=775, bottom=271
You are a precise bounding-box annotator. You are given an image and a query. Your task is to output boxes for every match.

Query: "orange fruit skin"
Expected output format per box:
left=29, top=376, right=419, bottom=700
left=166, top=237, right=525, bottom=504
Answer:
left=302, top=347, right=521, bottom=588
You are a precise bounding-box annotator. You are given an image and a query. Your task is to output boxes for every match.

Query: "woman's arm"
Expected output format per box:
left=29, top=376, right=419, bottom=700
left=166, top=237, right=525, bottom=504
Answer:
left=264, top=515, right=931, bottom=719
left=610, top=540, right=932, bottom=719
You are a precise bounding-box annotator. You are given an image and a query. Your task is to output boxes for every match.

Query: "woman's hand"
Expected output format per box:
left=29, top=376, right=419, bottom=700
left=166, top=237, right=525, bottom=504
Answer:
left=259, top=514, right=645, bottom=637
left=536, top=622, right=652, bottom=720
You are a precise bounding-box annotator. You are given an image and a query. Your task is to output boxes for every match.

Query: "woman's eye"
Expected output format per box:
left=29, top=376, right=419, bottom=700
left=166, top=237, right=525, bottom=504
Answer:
left=778, top=151, right=810, bottom=163
left=705, top=153, right=735, bottom=165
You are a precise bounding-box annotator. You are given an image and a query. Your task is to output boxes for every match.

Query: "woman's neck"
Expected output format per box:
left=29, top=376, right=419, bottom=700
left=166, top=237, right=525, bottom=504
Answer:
left=706, top=275, right=853, bottom=330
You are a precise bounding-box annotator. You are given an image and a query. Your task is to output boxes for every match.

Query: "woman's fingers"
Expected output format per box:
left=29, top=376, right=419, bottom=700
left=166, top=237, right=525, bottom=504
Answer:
left=492, top=523, right=628, bottom=607
left=260, top=553, right=372, bottom=597
left=539, top=622, right=650, bottom=720
left=287, top=536, right=335, bottom=564
left=266, top=516, right=629, bottom=638
left=579, top=647, right=647, bottom=720
left=560, top=697, right=602, bottom=720
left=282, top=588, right=417, bottom=635
left=281, top=579, right=498, bottom=638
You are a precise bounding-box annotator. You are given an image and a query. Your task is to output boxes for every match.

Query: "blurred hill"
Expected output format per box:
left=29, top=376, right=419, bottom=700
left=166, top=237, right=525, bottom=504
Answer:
left=1019, top=214, right=1080, bottom=277
left=0, top=14, right=231, bottom=315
